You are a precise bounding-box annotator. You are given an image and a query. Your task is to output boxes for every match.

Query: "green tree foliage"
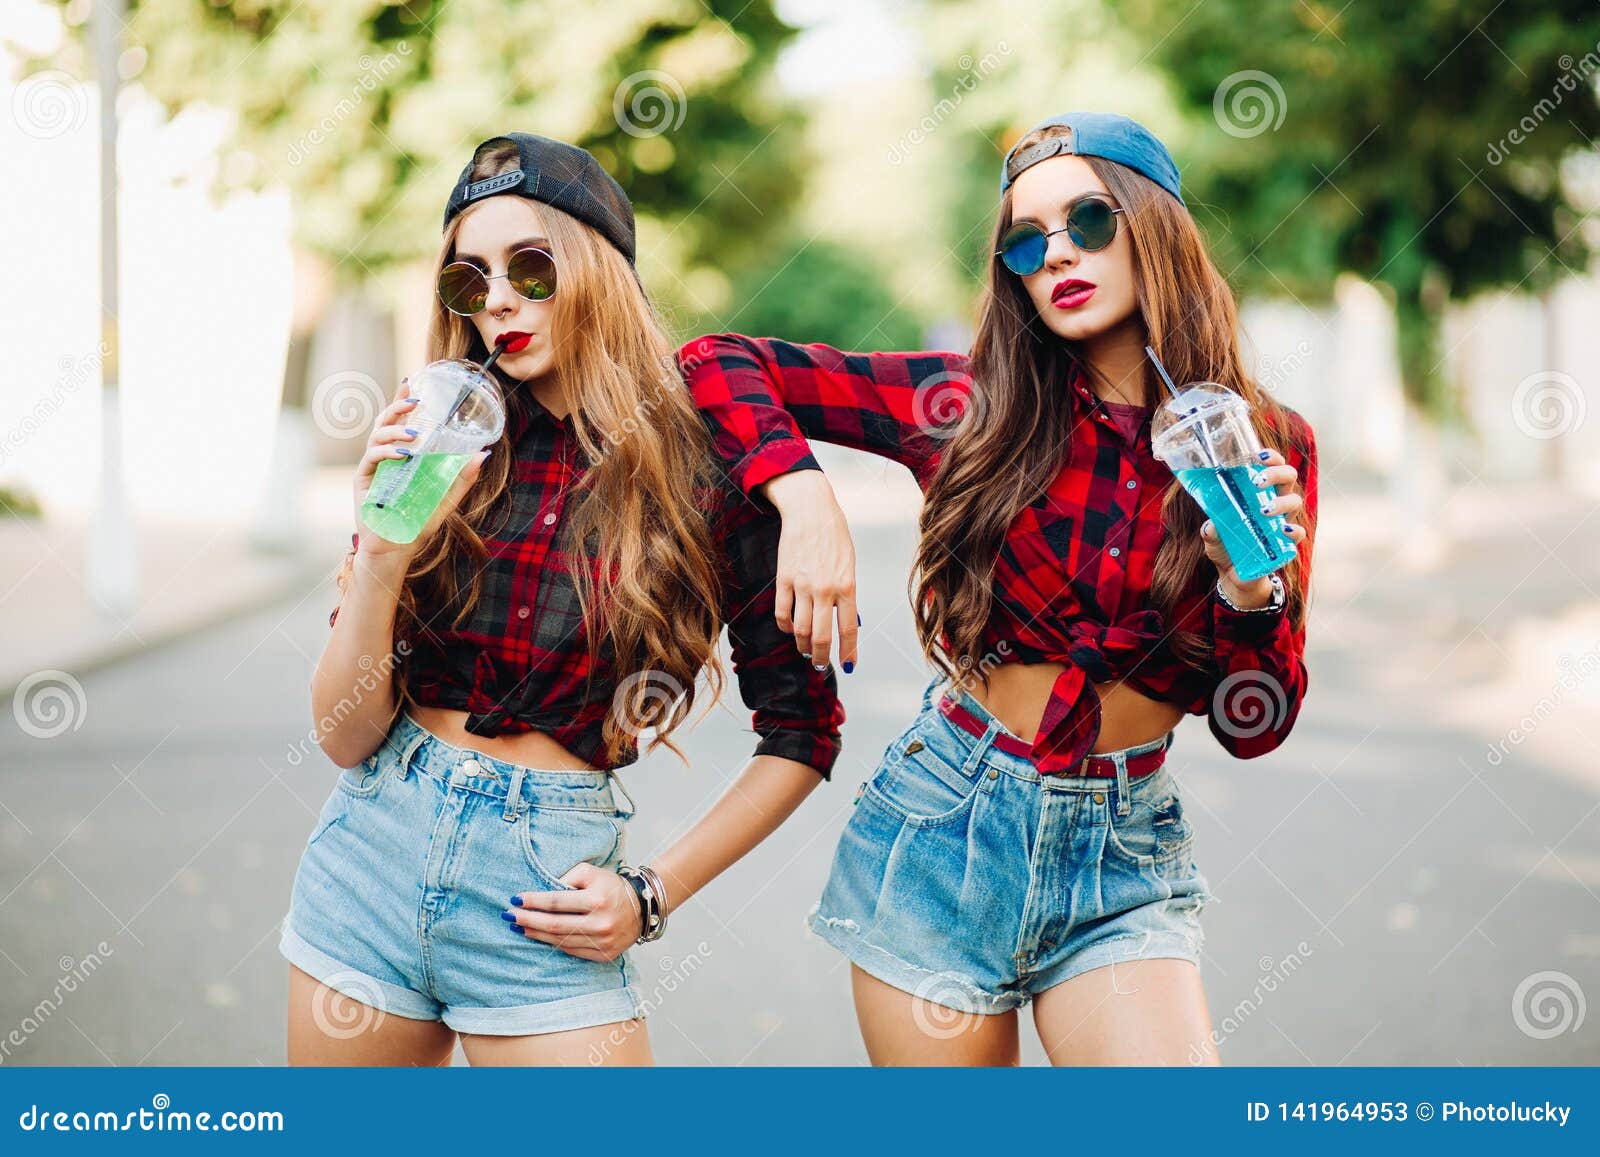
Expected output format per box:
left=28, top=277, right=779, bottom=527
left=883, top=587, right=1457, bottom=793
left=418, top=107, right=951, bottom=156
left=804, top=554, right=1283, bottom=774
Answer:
left=722, top=236, right=927, bottom=351
left=1108, top=0, right=1600, bottom=413
left=19, top=0, right=808, bottom=309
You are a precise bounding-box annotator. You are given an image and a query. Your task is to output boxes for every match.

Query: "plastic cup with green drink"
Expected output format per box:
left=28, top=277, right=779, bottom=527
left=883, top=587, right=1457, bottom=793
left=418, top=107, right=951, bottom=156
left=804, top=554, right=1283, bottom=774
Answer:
left=359, top=353, right=507, bottom=546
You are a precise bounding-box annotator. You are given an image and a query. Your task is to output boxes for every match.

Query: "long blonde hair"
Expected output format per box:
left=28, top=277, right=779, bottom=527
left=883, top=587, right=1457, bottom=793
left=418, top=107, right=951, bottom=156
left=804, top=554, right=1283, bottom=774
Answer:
left=340, top=141, right=725, bottom=762
left=915, top=126, right=1313, bottom=679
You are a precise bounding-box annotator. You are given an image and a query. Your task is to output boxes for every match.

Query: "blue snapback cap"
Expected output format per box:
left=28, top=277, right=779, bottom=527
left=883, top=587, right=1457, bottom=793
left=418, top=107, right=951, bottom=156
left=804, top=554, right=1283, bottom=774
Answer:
left=999, top=111, right=1185, bottom=207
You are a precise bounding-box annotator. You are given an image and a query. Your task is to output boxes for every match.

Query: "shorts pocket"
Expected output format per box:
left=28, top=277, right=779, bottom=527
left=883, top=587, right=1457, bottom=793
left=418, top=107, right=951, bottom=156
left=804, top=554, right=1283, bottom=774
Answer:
left=521, top=806, right=623, bottom=891
left=335, top=750, right=390, bottom=801
left=863, top=721, right=981, bottom=829
left=1104, top=785, right=1194, bottom=868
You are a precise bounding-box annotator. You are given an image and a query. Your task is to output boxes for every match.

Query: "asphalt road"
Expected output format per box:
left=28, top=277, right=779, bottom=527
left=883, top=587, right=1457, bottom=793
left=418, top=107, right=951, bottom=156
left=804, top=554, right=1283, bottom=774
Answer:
left=2, top=475, right=1597, bottom=1065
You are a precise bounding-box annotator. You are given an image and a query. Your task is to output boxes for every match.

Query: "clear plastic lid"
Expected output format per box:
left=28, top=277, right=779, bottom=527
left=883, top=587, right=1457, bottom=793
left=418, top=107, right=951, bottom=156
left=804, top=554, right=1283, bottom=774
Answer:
left=1149, top=381, right=1261, bottom=469
left=1149, top=381, right=1248, bottom=444
left=410, top=358, right=506, bottom=451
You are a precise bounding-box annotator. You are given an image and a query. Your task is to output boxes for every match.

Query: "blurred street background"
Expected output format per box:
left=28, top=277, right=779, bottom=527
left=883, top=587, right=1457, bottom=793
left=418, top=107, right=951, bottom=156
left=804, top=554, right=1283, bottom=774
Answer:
left=1, top=0, right=1598, bottom=1065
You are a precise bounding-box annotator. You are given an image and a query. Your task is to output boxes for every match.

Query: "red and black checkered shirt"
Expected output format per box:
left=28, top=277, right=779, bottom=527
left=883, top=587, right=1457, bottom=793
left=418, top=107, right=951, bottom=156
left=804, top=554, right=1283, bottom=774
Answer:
left=334, top=390, right=844, bottom=778
left=677, top=334, right=1317, bottom=776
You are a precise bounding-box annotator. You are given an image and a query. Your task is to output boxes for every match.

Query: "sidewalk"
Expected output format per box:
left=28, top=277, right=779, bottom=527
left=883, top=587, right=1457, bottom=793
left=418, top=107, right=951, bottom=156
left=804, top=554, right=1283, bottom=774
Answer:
left=0, top=468, right=355, bottom=702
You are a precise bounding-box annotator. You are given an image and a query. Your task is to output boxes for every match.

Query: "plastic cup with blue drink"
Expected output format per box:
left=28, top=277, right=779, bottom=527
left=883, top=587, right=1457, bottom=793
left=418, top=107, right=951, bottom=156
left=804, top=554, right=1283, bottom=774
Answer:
left=359, top=352, right=507, bottom=546
left=1145, top=346, right=1296, bottom=582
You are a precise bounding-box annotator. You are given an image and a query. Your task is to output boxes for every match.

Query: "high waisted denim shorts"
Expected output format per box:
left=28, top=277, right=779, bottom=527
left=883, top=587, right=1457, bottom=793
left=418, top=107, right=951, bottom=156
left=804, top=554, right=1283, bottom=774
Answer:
left=806, top=676, right=1216, bottom=1015
left=279, top=711, right=646, bottom=1036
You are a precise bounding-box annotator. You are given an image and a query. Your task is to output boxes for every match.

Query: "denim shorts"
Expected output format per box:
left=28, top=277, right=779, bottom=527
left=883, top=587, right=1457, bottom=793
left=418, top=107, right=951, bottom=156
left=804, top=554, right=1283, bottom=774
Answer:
left=806, top=676, right=1216, bottom=1015
left=279, top=711, right=646, bottom=1036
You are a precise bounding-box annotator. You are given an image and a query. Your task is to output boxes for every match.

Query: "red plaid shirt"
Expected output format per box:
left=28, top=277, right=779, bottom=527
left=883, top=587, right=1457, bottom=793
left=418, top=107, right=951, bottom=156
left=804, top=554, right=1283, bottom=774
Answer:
left=677, top=334, right=1317, bottom=775
left=334, top=391, right=844, bottom=778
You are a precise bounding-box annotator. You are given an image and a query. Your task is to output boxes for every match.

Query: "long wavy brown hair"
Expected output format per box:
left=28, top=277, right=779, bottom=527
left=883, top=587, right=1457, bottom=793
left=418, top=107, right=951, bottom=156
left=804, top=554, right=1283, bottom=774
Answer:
left=915, top=125, right=1314, bottom=682
left=339, top=141, right=725, bottom=763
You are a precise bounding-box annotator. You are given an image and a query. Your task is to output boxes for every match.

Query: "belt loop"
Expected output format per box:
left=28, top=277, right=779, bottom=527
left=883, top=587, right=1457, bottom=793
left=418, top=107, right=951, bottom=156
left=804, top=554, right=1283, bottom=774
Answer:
left=502, top=762, right=526, bottom=822
left=1113, top=750, right=1131, bottom=816
left=396, top=719, right=429, bottom=782
left=609, top=772, right=637, bottom=820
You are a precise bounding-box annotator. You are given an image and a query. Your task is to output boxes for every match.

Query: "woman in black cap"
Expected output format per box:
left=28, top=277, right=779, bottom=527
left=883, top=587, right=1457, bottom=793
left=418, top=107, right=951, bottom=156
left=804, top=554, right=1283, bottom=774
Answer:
left=681, top=112, right=1317, bottom=1065
left=281, top=133, right=843, bottom=1066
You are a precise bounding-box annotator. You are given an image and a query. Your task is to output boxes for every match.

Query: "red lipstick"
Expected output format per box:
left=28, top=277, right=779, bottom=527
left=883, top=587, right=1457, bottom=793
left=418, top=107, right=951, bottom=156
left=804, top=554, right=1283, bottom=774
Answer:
left=1052, top=279, right=1096, bottom=309
left=497, top=331, right=533, bottom=353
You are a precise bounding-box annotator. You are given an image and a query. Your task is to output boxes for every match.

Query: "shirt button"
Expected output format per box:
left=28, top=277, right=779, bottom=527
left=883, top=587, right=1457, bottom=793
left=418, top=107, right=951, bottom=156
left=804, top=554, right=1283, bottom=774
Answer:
left=988, top=769, right=999, bottom=780
left=517, top=605, right=530, bottom=619
left=1126, top=479, right=1137, bottom=489
left=1093, top=791, right=1106, bottom=804
left=542, top=512, right=557, bottom=526
left=1109, top=546, right=1121, bottom=558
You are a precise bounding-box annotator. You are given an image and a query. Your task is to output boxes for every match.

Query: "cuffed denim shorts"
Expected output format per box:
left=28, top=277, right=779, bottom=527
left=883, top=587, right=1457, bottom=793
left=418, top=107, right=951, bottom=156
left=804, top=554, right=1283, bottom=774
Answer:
left=806, top=676, right=1216, bottom=1015
left=279, top=710, right=646, bottom=1036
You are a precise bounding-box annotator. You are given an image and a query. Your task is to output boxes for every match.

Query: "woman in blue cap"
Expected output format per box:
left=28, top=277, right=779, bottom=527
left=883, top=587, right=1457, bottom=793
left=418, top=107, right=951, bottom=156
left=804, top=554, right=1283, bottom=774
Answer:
left=680, top=112, right=1317, bottom=1064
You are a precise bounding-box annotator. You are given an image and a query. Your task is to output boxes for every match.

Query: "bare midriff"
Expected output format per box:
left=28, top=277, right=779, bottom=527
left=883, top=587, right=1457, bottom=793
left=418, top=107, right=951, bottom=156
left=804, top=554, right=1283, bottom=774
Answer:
left=408, top=705, right=600, bottom=772
left=967, top=661, right=1184, bottom=753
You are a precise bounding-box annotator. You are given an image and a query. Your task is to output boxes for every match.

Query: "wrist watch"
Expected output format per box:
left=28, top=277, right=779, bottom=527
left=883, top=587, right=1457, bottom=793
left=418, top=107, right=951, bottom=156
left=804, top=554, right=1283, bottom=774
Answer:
left=1216, top=571, right=1285, bottom=613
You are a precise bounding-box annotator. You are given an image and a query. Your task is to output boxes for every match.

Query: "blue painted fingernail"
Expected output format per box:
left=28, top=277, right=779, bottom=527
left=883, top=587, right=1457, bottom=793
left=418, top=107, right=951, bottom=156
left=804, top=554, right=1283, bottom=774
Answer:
left=500, top=910, right=517, bottom=922
left=405, top=397, right=420, bottom=405
left=509, top=895, right=522, bottom=907
left=857, top=613, right=862, bottom=625
left=843, top=661, right=855, bottom=674
left=1258, top=449, right=1271, bottom=460
left=404, top=427, right=418, bottom=436
left=397, top=448, right=412, bottom=457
